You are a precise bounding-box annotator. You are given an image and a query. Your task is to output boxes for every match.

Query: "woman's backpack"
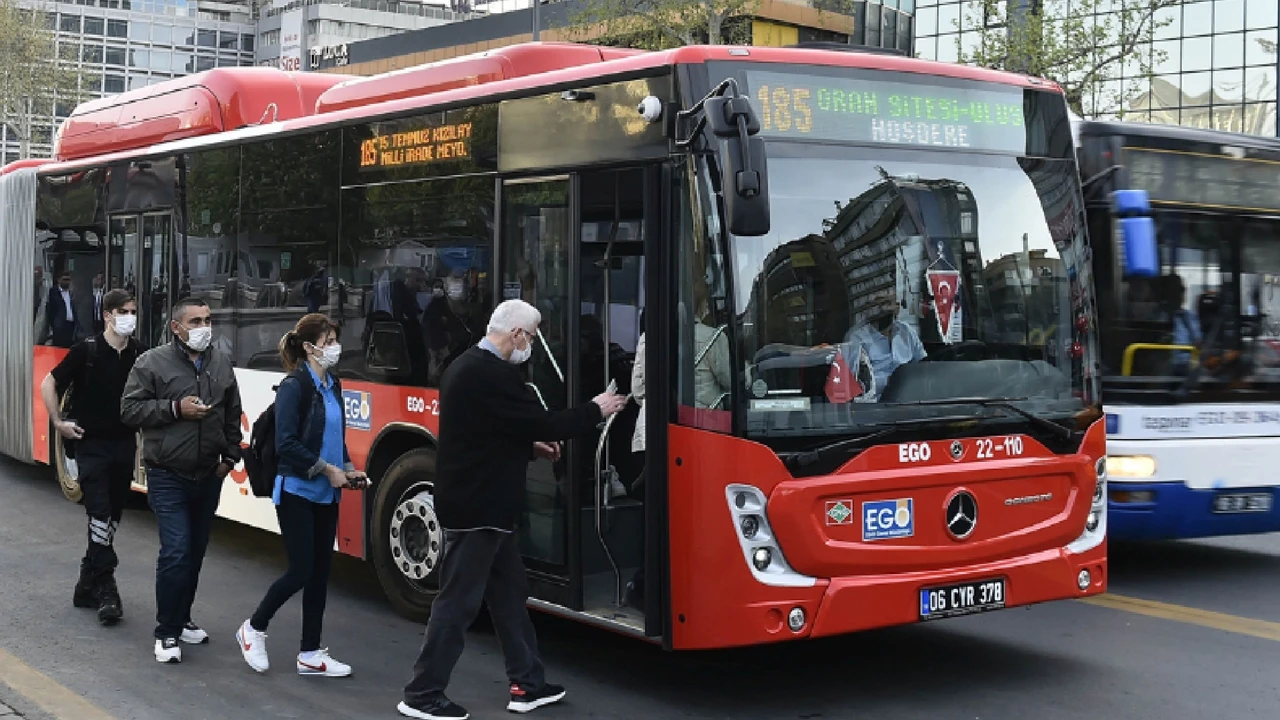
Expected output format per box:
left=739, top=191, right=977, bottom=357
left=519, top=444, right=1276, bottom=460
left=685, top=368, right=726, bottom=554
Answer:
left=243, top=377, right=313, bottom=498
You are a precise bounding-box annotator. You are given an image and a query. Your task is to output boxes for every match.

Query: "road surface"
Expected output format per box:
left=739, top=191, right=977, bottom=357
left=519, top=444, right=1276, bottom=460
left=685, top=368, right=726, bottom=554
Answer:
left=1, top=457, right=1278, bottom=720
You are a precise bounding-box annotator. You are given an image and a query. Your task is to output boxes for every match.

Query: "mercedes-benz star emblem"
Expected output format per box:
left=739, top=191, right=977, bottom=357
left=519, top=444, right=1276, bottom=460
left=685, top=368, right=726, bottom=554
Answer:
left=949, top=440, right=963, bottom=460
left=945, top=490, right=978, bottom=539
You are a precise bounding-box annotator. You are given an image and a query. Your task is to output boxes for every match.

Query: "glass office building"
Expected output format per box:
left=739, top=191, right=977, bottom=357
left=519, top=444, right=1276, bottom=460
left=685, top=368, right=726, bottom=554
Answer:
left=4, top=0, right=256, bottom=164
left=913, top=0, right=1279, bottom=136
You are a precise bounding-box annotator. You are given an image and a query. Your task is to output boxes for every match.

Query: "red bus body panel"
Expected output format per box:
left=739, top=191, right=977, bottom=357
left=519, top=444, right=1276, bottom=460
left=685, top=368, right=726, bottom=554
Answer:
left=667, top=420, right=1107, bottom=649
left=54, top=68, right=354, bottom=162
left=316, top=43, right=646, bottom=114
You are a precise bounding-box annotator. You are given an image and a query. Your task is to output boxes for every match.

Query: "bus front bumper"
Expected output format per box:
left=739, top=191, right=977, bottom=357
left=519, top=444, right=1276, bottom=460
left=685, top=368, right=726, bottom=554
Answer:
left=1109, top=481, right=1280, bottom=541
left=804, top=545, right=1106, bottom=638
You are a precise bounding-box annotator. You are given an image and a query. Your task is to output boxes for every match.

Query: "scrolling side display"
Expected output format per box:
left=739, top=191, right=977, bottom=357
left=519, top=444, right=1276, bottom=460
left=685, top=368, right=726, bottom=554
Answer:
left=740, top=68, right=1029, bottom=154
left=359, top=121, right=473, bottom=170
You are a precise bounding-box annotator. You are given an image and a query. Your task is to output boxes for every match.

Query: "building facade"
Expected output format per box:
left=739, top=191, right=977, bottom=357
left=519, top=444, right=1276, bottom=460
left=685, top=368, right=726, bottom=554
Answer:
left=309, top=0, right=914, bottom=76
left=254, top=0, right=480, bottom=72
left=913, top=0, right=1279, bottom=137
left=8, top=0, right=257, bottom=164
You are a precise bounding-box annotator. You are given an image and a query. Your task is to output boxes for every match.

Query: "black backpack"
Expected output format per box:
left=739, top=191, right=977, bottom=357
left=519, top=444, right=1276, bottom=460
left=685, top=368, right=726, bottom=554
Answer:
left=244, top=376, right=314, bottom=498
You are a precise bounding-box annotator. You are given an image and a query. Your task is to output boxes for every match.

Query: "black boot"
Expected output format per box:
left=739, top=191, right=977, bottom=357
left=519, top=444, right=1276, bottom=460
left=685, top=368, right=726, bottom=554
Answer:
left=96, top=574, right=123, bottom=626
left=73, top=566, right=98, bottom=609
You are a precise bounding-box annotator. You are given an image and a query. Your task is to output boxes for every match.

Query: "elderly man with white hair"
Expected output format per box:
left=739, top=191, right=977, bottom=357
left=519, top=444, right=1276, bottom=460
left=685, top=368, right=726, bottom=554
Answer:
left=398, top=299, right=627, bottom=720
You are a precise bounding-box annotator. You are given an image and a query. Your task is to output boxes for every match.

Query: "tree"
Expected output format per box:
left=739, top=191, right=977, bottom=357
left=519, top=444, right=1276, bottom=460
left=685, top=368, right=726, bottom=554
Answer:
left=564, top=0, right=760, bottom=49
left=953, top=0, right=1180, bottom=119
left=0, top=0, right=88, bottom=159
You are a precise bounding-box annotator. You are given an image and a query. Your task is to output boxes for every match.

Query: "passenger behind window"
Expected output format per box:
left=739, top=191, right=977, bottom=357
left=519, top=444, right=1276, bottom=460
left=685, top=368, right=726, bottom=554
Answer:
left=839, top=294, right=926, bottom=401
left=689, top=282, right=731, bottom=410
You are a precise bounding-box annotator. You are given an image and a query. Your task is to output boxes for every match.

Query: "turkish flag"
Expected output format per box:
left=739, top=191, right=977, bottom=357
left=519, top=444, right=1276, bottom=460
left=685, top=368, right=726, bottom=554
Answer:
left=927, top=269, right=961, bottom=340
left=825, top=349, right=862, bottom=404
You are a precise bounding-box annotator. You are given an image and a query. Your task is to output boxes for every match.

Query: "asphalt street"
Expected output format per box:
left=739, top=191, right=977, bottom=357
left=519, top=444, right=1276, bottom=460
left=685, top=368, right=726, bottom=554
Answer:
left=2, top=455, right=1279, bottom=720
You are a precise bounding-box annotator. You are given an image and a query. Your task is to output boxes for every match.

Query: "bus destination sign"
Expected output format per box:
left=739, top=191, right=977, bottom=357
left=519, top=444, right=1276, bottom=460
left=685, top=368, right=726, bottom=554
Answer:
left=742, top=69, right=1027, bottom=154
left=359, top=121, right=473, bottom=170
left=1124, top=147, right=1280, bottom=213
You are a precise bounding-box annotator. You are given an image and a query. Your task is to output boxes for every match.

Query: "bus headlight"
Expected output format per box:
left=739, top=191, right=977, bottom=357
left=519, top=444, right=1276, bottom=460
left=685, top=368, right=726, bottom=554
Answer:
left=725, top=484, right=816, bottom=588
left=1068, top=455, right=1108, bottom=554
left=1107, top=455, right=1156, bottom=478
left=752, top=547, right=772, bottom=570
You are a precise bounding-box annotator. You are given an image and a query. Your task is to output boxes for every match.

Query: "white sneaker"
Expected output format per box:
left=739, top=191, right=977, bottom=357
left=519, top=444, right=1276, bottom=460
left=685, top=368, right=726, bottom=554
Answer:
left=297, top=648, right=351, bottom=677
left=155, top=638, right=182, bottom=663
left=181, top=622, right=209, bottom=645
left=236, top=619, right=269, bottom=673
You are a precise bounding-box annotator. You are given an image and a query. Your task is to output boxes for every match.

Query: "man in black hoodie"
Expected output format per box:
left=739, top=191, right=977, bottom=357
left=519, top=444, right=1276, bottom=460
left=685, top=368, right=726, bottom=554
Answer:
left=398, top=299, right=627, bottom=720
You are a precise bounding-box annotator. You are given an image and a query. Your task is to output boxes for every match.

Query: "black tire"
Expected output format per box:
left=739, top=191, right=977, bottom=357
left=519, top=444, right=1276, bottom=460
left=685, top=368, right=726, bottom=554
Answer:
left=370, top=448, right=443, bottom=624
left=52, top=390, right=83, bottom=503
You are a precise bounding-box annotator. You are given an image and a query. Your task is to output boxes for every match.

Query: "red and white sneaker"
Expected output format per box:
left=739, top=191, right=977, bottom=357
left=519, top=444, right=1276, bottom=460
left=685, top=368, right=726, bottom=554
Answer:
left=297, top=648, right=351, bottom=677
left=236, top=619, right=269, bottom=673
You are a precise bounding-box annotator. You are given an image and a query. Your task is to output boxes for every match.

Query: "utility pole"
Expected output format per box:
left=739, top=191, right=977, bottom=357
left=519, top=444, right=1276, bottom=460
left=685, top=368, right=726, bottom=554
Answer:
left=532, top=0, right=540, bottom=40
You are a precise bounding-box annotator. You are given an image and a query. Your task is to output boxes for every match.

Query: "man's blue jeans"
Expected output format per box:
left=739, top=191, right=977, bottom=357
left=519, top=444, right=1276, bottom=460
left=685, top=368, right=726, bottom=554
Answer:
left=147, top=467, right=223, bottom=640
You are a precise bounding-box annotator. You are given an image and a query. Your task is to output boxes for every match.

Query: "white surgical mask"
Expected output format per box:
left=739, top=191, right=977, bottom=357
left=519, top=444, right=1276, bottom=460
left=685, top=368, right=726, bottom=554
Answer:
left=184, top=326, right=212, bottom=352
left=318, top=343, right=342, bottom=369
left=112, top=313, right=136, bottom=337
left=508, top=344, right=531, bottom=364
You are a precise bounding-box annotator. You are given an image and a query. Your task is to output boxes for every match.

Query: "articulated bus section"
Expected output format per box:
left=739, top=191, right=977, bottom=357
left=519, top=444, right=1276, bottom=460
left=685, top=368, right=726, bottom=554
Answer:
left=6, top=43, right=1111, bottom=650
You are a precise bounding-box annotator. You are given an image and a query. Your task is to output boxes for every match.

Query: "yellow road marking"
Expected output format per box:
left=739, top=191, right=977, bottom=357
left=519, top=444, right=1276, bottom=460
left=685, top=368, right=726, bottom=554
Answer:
left=1083, top=593, right=1280, bottom=643
left=0, top=648, right=116, bottom=720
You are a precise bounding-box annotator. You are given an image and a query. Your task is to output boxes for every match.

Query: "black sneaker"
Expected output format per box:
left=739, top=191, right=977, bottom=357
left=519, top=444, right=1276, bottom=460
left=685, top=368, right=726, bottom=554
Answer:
left=396, top=697, right=469, bottom=720
left=97, top=577, right=123, bottom=625
left=507, top=683, right=565, bottom=713
left=72, top=582, right=97, bottom=609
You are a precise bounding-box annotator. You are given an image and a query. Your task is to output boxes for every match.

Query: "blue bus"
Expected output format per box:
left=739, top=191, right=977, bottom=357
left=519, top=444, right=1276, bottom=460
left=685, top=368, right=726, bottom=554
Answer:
left=1077, top=119, right=1280, bottom=541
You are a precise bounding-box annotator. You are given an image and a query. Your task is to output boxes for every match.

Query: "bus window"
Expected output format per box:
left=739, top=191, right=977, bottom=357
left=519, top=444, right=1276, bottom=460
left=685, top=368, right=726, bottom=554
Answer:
left=236, top=132, right=340, bottom=370
left=181, top=147, right=239, bottom=360
left=675, top=161, right=733, bottom=432
left=36, top=229, right=105, bottom=348
left=339, top=175, right=494, bottom=387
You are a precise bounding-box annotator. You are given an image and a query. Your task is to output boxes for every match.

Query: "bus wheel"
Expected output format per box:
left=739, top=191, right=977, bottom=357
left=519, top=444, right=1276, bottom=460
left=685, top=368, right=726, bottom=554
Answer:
left=52, top=429, right=83, bottom=504
left=370, top=448, right=442, bottom=623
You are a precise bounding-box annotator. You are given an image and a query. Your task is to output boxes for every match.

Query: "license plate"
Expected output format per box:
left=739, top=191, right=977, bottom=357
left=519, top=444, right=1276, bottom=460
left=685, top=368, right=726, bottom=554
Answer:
left=1212, top=492, right=1272, bottom=514
left=919, top=578, right=1006, bottom=621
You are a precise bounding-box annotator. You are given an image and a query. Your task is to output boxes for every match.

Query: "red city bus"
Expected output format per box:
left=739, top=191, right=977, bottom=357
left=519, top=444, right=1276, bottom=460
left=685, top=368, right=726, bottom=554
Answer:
left=0, top=42, right=1107, bottom=650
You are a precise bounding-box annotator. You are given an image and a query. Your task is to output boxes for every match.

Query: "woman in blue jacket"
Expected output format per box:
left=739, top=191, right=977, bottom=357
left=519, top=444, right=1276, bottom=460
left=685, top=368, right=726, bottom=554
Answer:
left=237, top=313, right=368, bottom=676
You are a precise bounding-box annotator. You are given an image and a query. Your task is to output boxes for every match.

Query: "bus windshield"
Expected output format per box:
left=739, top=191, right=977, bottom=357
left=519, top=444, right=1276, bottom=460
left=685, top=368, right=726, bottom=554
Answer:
left=730, top=146, right=1094, bottom=438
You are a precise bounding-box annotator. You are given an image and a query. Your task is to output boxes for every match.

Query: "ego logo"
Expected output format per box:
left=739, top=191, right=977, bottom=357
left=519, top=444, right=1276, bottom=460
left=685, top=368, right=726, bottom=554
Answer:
left=342, top=390, right=372, bottom=431
left=862, top=498, right=914, bottom=541
left=898, top=442, right=932, bottom=463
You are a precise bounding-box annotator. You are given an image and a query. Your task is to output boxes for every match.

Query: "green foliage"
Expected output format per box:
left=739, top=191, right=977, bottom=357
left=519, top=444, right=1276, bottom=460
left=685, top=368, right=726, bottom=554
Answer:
left=953, top=0, right=1180, bottom=118
left=0, top=0, right=90, bottom=158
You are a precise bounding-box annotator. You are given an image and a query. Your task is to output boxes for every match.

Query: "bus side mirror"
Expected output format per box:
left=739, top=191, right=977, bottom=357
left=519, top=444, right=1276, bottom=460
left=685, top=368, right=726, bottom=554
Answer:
left=704, top=96, right=771, bottom=237
left=1112, top=189, right=1157, bottom=278
left=721, top=134, right=770, bottom=237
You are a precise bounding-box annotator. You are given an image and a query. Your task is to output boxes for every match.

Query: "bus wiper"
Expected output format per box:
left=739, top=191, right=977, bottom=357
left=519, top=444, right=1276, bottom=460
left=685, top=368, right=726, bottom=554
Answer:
left=895, top=397, right=1074, bottom=440
left=780, top=416, right=979, bottom=472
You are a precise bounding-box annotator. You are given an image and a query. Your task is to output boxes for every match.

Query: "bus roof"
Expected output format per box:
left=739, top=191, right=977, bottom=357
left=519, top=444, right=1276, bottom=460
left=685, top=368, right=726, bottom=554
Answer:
left=0, top=158, right=49, bottom=176
left=54, top=67, right=356, bottom=163
left=1075, top=119, right=1280, bottom=152
left=42, top=42, right=1063, bottom=175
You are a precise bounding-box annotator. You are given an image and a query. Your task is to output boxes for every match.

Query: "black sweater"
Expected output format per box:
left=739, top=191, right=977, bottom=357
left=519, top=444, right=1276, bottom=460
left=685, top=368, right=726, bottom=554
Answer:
left=435, top=346, right=603, bottom=531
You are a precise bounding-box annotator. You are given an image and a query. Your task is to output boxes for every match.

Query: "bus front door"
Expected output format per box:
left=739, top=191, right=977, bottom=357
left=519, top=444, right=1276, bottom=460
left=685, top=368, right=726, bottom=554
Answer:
left=107, top=212, right=173, bottom=492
